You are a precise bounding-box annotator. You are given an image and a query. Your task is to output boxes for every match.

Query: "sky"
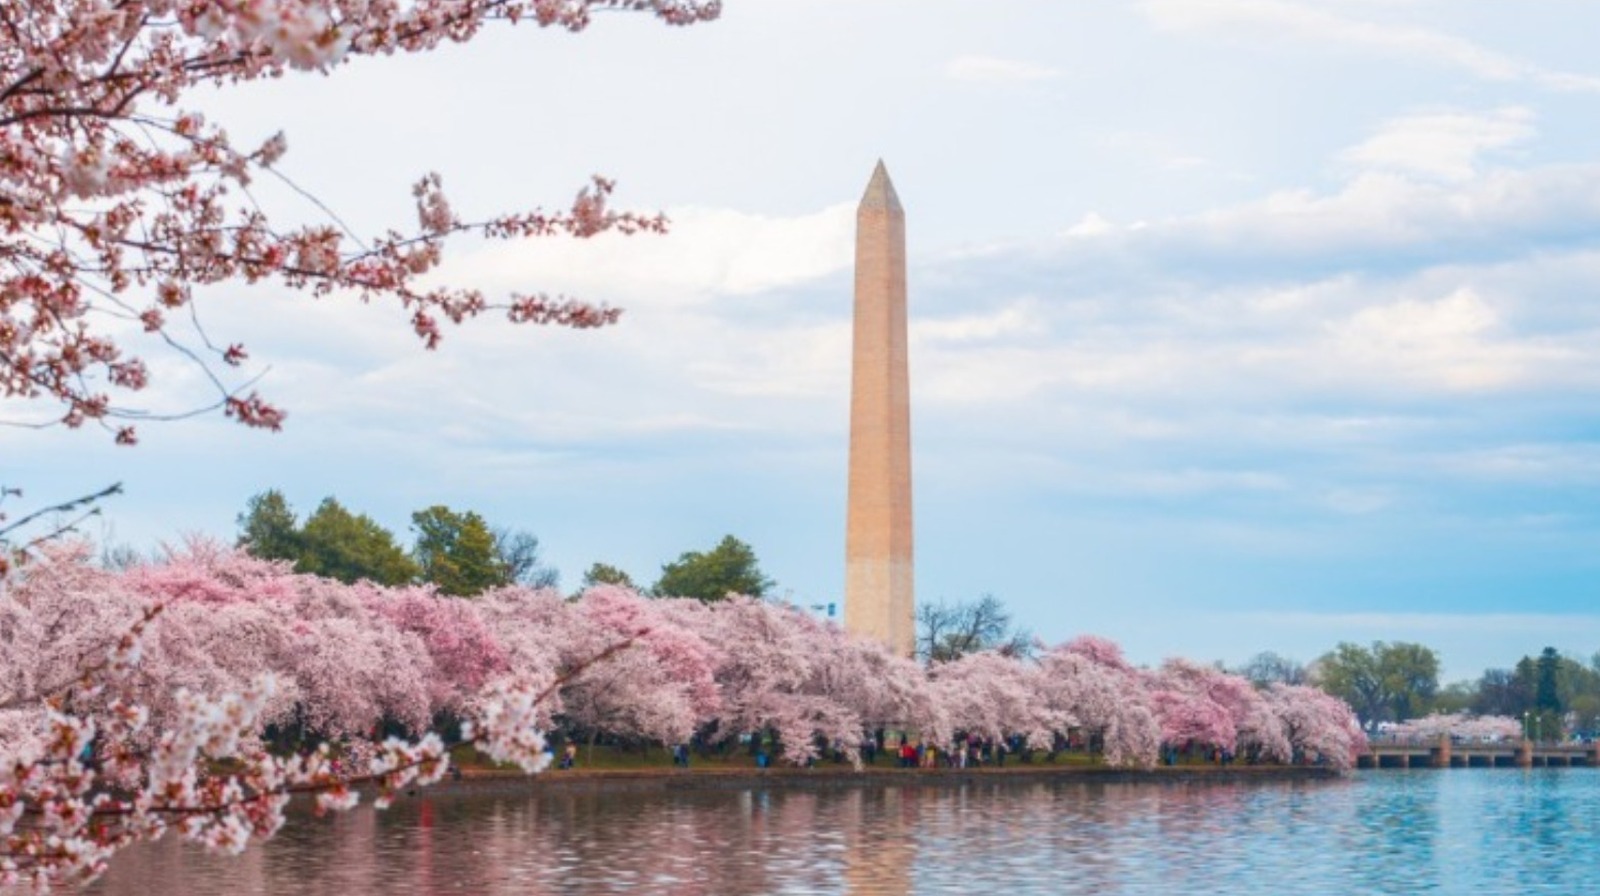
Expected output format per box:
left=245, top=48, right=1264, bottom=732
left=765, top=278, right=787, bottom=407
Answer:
left=10, top=0, right=1600, bottom=682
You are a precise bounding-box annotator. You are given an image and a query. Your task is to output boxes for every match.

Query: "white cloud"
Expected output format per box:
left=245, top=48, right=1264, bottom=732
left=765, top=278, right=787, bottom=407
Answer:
left=1138, top=0, right=1600, bottom=93
left=16, top=204, right=865, bottom=458
left=425, top=202, right=855, bottom=308
left=686, top=320, right=851, bottom=400
left=945, top=55, right=1061, bottom=84
left=1341, top=107, right=1536, bottom=181
left=912, top=344, right=1065, bottom=404
left=206, top=144, right=1600, bottom=469
left=1324, top=288, right=1567, bottom=392
left=1432, top=444, right=1600, bottom=485
left=895, top=151, right=1600, bottom=432
left=913, top=300, right=1048, bottom=345
left=1063, top=212, right=1113, bottom=238
left=1121, top=163, right=1600, bottom=265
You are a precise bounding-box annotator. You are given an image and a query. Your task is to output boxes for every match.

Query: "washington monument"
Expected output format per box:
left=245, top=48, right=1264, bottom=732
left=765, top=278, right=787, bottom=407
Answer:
left=844, top=160, right=914, bottom=657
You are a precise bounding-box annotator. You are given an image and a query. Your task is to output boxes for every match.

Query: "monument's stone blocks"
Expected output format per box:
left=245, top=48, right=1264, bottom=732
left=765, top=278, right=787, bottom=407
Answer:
left=845, top=161, right=914, bottom=657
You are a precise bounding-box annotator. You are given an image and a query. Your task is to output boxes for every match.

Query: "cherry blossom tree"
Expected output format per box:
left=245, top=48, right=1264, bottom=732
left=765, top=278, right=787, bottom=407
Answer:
left=2, top=0, right=720, bottom=447
left=1171, top=659, right=1290, bottom=762
left=1265, top=683, right=1367, bottom=769
left=2, top=541, right=1377, bottom=887
left=644, top=600, right=929, bottom=765
left=4, top=3, right=723, bottom=884
left=836, top=639, right=941, bottom=746
left=0, top=544, right=623, bottom=888
left=125, top=544, right=437, bottom=737
left=1387, top=712, right=1522, bottom=743
left=470, top=585, right=566, bottom=687
left=553, top=586, right=719, bottom=749
left=928, top=650, right=1051, bottom=747
left=1146, top=659, right=1240, bottom=754
left=1035, top=643, right=1161, bottom=768
left=0, top=543, right=145, bottom=725
left=366, top=583, right=510, bottom=708
left=681, top=597, right=881, bottom=763
left=1, top=635, right=580, bottom=889
left=1060, top=634, right=1133, bottom=671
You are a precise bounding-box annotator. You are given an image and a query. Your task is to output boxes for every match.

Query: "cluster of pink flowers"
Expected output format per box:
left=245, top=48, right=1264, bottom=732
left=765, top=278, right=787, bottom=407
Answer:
left=1, top=0, right=719, bottom=443
left=1383, top=713, right=1524, bottom=743
left=0, top=543, right=1367, bottom=886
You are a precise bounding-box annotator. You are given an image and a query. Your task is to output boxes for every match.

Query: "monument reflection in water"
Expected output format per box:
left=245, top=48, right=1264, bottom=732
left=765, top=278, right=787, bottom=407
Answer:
left=89, top=772, right=1600, bottom=896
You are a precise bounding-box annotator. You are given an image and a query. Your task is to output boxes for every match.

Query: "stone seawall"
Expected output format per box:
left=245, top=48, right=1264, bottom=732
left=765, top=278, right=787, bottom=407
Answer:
left=433, top=764, right=1344, bottom=798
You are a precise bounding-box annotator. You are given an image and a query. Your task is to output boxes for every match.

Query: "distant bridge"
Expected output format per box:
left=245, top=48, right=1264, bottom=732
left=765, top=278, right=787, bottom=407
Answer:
left=1359, top=737, right=1600, bottom=769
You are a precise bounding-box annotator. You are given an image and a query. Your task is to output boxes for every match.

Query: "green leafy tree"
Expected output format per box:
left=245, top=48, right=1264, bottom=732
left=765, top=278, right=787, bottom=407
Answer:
left=1314, top=642, right=1386, bottom=728
left=653, top=535, right=772, bottom=602
left=1430, top=680, right=1477, bottom=715
left=1381, top=641, right=1440, bottom=721
left=236, top=489, right=301, bottom=563
left=1313, top=640, right=1439, bottom=729
left=1571, top=693, right=1600, bottom=738
left=411, top=505, right=505, bottom=597
left=1565, top=656, right=1600, bottom=726
left=581, top=562, right=637, bottom=591
left=297, top=497, right=418, bottom=586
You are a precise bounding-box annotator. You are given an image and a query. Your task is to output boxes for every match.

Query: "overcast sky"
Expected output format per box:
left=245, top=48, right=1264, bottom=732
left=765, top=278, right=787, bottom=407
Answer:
left=11, top=0, right=1600, bottom=681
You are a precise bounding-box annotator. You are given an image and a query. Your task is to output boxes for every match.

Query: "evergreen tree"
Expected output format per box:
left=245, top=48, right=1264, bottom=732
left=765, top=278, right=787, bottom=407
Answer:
left=411, top=505, right=506, bottom=597
left=298, top=497, right=419, bottom=586
left=1535, top=646, right=1563, bottom=712
left=653, top=535, right=772, bottom=602
left=236, top=489, right=301, bottom=562
left=581, top=562, right=637, bottom=591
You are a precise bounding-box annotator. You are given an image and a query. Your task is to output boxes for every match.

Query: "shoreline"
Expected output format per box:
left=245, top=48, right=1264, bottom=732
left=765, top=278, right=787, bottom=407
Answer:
left=433, top=763, right=1346, bottom=797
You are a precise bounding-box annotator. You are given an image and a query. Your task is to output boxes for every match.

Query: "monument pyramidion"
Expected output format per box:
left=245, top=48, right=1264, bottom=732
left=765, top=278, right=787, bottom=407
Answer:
left=844, top=161, right=914, bottom=657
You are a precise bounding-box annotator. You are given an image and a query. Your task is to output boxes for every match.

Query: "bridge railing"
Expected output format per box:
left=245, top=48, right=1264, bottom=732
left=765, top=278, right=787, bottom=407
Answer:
left=1365, top=736, right=1595, bottom=748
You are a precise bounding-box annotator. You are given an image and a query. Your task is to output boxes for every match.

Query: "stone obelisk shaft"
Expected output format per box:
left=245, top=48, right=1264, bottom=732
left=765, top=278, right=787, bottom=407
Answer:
left=845, top=161, right=914, bottom=657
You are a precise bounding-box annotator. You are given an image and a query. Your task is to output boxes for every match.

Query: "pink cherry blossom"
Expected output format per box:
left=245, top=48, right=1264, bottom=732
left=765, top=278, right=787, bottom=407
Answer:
left=1385, top=712, right=1521, bottom=743
left=1266, top=683, right=1367, bottom=768
left=1036, top=645, right=1161, bottom=767
left=1, top=0, right=719, bottom=443
left=0, top=542, right=1371, bottom=888
left=930, top=650, right=1051, bottom=746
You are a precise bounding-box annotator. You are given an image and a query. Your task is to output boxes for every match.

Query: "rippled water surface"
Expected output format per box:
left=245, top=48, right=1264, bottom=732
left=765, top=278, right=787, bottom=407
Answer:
left=89, top=770, right=1600, bottom=895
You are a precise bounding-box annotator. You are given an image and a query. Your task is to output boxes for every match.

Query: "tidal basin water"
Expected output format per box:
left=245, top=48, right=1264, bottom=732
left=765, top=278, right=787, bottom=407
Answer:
left=91, top=770, right=1600, bottom=895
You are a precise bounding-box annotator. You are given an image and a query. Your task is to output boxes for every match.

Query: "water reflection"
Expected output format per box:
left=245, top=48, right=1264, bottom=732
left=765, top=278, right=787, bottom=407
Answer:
left=842, top=787, right=915, bottom=896
left=85, top=770, right=1600, bottom=896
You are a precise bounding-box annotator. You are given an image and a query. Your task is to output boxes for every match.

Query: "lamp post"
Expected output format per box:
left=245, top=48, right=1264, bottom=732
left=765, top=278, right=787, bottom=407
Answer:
left=1536, top=715, right=1542, bottom=744
left=1524, top=711, right=1531, bottom=742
